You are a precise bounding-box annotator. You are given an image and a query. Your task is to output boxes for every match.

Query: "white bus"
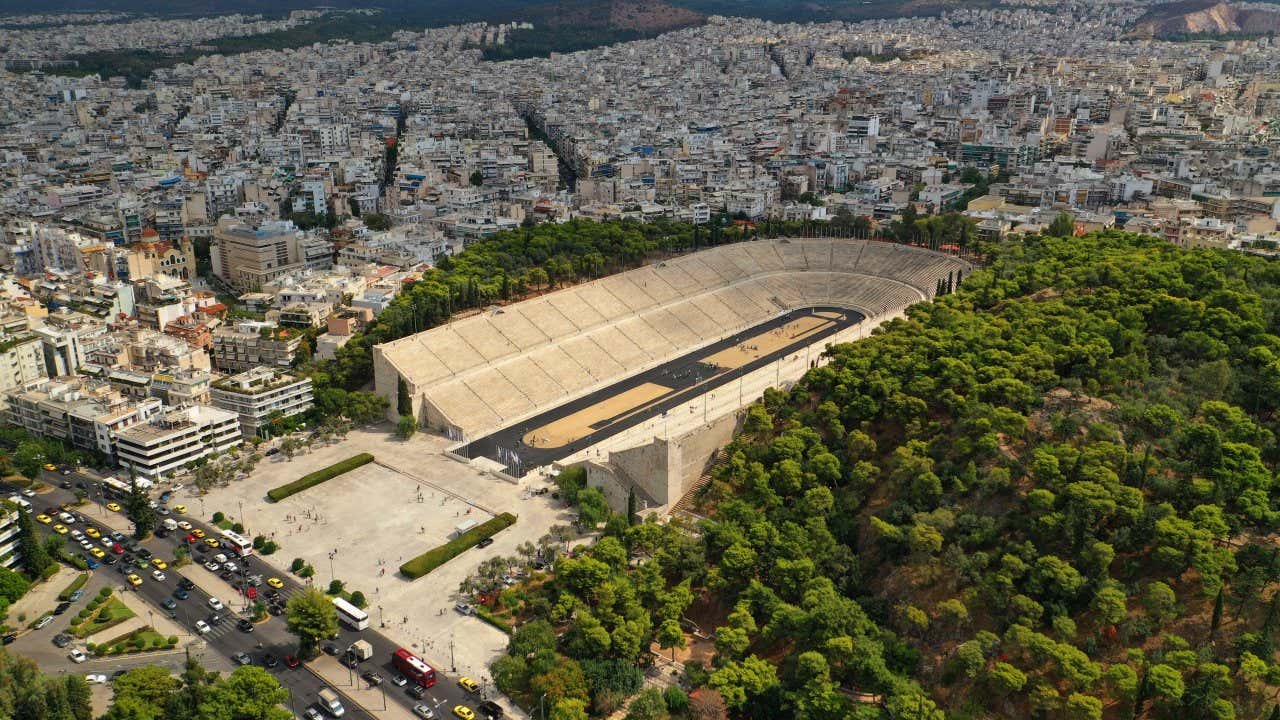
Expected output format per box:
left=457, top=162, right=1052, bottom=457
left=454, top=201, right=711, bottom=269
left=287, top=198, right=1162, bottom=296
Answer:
left=219, top=529, right=254, bottom=557
left=332, top=596, right=369, bottom=630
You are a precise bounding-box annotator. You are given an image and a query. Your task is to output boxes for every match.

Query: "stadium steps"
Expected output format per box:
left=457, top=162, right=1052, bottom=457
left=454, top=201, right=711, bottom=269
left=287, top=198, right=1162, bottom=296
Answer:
left=669, top=447, right=729, bottom=517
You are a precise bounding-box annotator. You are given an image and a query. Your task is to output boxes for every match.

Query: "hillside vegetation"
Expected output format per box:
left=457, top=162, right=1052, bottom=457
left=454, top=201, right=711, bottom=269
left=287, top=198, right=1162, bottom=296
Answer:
left=492, top=232, right=1280, bottom=720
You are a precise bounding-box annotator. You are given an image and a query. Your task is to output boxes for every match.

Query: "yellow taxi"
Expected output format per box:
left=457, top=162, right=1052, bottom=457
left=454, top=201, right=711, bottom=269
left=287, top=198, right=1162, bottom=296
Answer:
left=151, top=558, right=167, bottom=570
left=266, top=577, right=284, bottom=589
left=457, top=677, right=479, bottom=694
left=452, top=707, right=475, bottom=720
left=35, top=514, right=51, bottom=524
left=106, top=502, right=121, bottom=512
left=52, top=524, right=68, bottom=535
left=190, top=528, right=206, bottom=539
left=172, top=505, right=186, bottom=514
left=43, top=463, right=56, bottom=471
left=204, top=538, right=220, bottom=548
left=126, top=573, right=142, bottom=586
left=84, top=527, right=100, bottom=539
left=89, top=547, right=105, bottom=559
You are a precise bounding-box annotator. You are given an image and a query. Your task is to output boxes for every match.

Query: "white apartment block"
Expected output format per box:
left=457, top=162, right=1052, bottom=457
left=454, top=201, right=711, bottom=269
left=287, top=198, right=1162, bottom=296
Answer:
left=114, top=404, right=240, bottom=480
left=0, top=507, right=18, bottom=570
left=210, top=367, right=313, bottom=438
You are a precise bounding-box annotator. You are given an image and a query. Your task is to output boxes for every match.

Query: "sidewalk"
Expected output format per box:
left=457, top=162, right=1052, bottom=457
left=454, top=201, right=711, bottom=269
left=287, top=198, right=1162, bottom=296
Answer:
left=7, top=565, right=75, bottom=627
left=308, top=655, right=419, bottom=720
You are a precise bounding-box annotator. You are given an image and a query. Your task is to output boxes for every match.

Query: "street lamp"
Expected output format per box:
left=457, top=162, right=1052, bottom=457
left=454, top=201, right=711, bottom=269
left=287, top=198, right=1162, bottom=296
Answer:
left=378, top=605, right=384, bottom=629
left=327, top=551, right=336, bottom=584
left=540, top=692, right=548, bottom=719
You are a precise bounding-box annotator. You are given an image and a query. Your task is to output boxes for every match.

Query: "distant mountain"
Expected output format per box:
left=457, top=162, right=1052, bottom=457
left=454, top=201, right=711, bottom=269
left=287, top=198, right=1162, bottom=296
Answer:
left=517, top=0, right=702, bottom=33
left=1129, top=0, right=1280, bottom=39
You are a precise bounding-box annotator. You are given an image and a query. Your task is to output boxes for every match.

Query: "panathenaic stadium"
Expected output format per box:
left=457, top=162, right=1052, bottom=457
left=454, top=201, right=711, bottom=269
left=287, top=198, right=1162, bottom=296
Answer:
left=374, top=238, right=970, bottom=512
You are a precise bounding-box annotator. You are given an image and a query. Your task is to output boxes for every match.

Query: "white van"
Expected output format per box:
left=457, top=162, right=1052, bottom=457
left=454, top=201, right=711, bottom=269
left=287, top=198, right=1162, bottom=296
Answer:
left=318, top=688, right=345, bottom=717
left=162, top=518, right=178, bottom=531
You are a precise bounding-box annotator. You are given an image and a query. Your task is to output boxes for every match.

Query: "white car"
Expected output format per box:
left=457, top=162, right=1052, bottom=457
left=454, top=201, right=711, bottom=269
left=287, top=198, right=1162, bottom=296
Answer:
left=412, top=705, right=436, bottom=719
left=195, top=620, right=211, bottom=634
left=100, top=537, right=114, bottom=549
left=151, top=570, right=166, bottom=582
left=84, top=673, right=107, bottom=685
left=208, top=598, right=224, bottom=611
left=58, top=512, right=75, bottom=524
left=79, top=539, right=93, bottom=550
left=204, top=561, right=220, bottom=572
left=213, top=553, right=228, bottom=564
left=223, top=561, right=238, bottom=573
left=70, top=529, right=84, bottom=540
left=20, top=488, right=35, bottom=498
left=34, top=615, right=54, bottom=629
left=68, top=649, right=87, bottom=663
left=177, top=521, right=192, bottom=531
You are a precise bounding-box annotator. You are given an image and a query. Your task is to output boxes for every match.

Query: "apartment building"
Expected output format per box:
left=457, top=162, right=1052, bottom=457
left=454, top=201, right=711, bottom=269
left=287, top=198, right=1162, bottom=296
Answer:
left=114, top=404, right=241, bottom=480
left=0, top=333, right=46, bottom=406
left=210, top=367, right=313, bottom=438
left=210, top=320, right=303, bottom=372
left=6, top=378, right=162, bottom=458
left=0, top=507, right=18, bottom=570
left=209, top=218, right=304, bottom=292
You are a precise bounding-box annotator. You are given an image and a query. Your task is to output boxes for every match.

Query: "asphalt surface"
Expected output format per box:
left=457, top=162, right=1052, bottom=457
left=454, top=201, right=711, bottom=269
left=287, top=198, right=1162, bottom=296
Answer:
left=9, top=471, right=499, bottom=720
left=460, top=306, right=863, bottom=474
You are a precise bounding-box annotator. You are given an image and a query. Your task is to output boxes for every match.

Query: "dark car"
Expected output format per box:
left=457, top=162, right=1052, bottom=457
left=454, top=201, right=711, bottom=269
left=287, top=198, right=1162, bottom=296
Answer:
left=264, top=589, right=280, bottom=601
left=268, top=603, right=284, bottom=616
left=236, top=619, right=254, bottom=633
left=52, top=602, right=71, bottom=615
left=262, top=654, right=279, bottom=669
left=207, top=614, right=222, bottom=626
left=1, top=634, right=15, bottom=645
left=111, top=669, right=127, bottom=679
left=322, top=642, right=339, bottom=656
left=102, top=554, right=117, bottom=565
left=161, top=598, right=177, bottom=610
left=173, top=588, right=190, bottom=600
left=478, top=701, right=505, bottom=719
left=219, top=570, right=233, bottom=581
left=407, top=684, right=427, bottom=699
left=52, top=633, right=72, bottom=647
left=154, top=528, right=169, bottom=539
left=476, top=537, right=494, bottom=549
left=178, top=578, right=195, bottom=590
left=109, top=531, right=126, bottom=543
left=362, top=670, right=383, bottom=686
left=137, top=548, right=152, bottom=560
left=265, top=448, right=279, bottom=456
left=60, top=481, right=72, bottom=489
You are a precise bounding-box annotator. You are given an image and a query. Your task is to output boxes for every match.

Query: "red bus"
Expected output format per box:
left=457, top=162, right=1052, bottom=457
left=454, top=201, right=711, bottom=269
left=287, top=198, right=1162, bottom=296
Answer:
left=392, top=648, right=437, bottom=688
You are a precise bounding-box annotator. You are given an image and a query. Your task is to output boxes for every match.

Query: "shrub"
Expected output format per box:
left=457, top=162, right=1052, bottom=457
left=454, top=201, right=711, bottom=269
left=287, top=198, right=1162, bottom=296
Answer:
left=253, top=535, right=265, bottom=550
left=167, top=637, right=178, bottom=647
left=151, top=636, right=165, bottom=649
left=76, top=609, right=90, bottom=620
left=98, top=587, right=112, bottom=598
left=231, top=522, right=244, bottom=534
left=400, top=513, right=518, bottom=579
left=664, top=686, right=689, bottom=713
left=212, top=512, right=225, bottom=523
left=85, top=643, right=97, bottom=653
left=327, top=579, right=344, bottom=595
left=299, top=565, right=315, bottom=579
left=261, top=541, right=278, bottom=555
left=267, top=453, right=374, bottom=502
left=58, top=572, right=90, bottom=601
left=349, top=591, right=367, bottom=608
left=40, top=564, right=58, bottom=580
left=291, top=558, right=305, bottom=572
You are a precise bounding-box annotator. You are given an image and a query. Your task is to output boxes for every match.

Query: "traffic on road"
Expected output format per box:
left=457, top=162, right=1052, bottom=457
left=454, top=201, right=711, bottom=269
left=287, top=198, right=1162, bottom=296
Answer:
left=9, top=467, right=505, bottom=720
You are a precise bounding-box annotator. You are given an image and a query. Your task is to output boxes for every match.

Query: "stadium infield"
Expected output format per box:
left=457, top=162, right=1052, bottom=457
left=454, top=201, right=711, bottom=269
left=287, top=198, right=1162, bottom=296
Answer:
left=458, top=306, right=863, bottom=474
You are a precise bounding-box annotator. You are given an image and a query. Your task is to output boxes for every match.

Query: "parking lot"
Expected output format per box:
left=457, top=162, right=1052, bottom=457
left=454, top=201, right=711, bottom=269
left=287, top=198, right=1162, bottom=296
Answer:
left=194, top=426, right=572, bottom=709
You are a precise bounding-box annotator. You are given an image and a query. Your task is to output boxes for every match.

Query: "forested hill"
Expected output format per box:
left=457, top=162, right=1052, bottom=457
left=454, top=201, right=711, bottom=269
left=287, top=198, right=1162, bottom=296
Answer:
left=493, top=231, right=1280, bottom=719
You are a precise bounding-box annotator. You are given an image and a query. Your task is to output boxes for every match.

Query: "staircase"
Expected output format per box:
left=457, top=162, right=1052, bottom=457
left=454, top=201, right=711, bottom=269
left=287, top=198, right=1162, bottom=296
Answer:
left=668, top=448, right=729, bottom=518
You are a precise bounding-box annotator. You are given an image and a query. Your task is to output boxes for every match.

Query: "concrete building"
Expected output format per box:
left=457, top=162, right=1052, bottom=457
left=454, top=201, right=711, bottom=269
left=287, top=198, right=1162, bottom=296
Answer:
left=210, top=367, right=313, bottom=438
left=5, top=378, right=162, bottom=459
left=0, top=506, right=18, bottom=570
left=210, top=320, right=304, bottom=372
left=210, top=218, right=303, bottom=292
left=113, top=404, right=241, bottom=480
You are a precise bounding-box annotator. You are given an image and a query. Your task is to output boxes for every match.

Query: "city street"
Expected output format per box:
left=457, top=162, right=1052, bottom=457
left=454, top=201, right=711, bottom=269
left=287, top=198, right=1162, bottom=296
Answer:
left=9, top=469, right=506, bottom=719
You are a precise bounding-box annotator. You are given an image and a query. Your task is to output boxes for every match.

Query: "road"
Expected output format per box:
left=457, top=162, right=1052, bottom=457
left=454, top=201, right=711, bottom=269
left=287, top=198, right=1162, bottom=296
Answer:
left=11, top=471, right=501, bottom=720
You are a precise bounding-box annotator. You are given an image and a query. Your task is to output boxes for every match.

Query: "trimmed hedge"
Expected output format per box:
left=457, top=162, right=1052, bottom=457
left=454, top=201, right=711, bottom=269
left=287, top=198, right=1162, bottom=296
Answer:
left=399, top=513, right=516, bottom=579
left=475, top=606, right=513, bottom=635
left=57, top=573, right=90, bottom=601
left=267, top=453, right=374, bottom=502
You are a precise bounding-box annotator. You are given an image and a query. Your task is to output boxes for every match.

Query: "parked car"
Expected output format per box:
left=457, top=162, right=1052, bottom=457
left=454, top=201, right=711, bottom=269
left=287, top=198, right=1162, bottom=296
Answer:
left=476, top=537, right=494, bottom=549
left=284, top=654, right=300, bottom=668
left=413, top=705, right=436, bottom=719
left=207, top=598, right=224, bottom=611
left=84, top=674, right=107, bottom=685
left=68, top=649, right=87, bottom=663
left=233, top=652, right=251, bottom=665
left=195, top=620, right=211, bottom=634
left=34, top=615, right=54, bottom=629
left=477, top=701, right=505, bottom=719
left=236, top=619, right=254, bottom=633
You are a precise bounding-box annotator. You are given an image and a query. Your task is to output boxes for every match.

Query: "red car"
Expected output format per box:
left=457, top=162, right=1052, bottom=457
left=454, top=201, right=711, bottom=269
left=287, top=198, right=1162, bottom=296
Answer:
left=111, top=544, right=124, bottom=555
left=184, top=534, right=196, bottom=544
left=242, top=587, right=258, bottom=600
left=284, top=654, right=300, bottom=668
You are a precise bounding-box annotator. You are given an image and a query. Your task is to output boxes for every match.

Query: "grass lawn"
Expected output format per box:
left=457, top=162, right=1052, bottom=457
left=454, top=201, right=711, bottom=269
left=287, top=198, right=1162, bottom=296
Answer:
left=71, top=596, right=135, bottom=639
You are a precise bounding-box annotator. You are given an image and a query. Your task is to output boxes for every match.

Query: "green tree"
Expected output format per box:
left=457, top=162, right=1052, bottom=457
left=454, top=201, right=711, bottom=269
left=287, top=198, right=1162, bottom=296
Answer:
left=1047, top=211, right=1076, bottom=237
left=15, top=507, right=52, bottom=577
left=657, top=619, right=686, bottom=661
left=125, top=473, right=156, bottom=539
left=196, top=666, right=292, bottom=720
left=470, top=170, right=486, bottom=187
left=285, top=587, right=339, bottom=658
left=396, top=415, right=417, bottom=440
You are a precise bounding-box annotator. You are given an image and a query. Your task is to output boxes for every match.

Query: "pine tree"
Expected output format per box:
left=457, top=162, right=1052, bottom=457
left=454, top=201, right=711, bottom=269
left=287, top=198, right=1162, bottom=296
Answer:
left=16, top=507, right=51, bottom=576
left=397, top=377, right=412, bottom=417
left=1210, top=587, right=1224, bottom=640
left=627, top=487, right=638, bottom=526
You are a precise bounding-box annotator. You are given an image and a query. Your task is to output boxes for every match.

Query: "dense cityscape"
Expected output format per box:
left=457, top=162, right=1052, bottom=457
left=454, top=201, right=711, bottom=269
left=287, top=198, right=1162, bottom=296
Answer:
left=1, top=1, right=1280, bottom=719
